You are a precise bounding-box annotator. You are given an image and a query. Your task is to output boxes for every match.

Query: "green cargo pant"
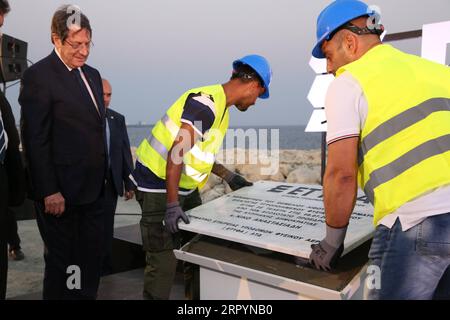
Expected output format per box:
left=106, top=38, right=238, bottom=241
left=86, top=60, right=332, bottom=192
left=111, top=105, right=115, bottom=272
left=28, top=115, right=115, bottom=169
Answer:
left=136, top=189, right=202, bottom=300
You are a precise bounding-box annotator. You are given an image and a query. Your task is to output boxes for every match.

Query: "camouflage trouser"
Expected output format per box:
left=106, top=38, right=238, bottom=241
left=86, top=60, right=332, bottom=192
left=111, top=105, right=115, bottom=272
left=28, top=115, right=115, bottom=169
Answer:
left=136, top=189, right=201, bottom=300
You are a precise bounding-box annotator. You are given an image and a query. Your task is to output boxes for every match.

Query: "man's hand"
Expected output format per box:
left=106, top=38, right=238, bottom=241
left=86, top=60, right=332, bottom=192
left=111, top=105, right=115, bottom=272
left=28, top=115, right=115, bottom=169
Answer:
left=224, top=172, right=253, bottom=191
left=164, top=201, right=190, bottom=234
left=124, top=190, right=135, bottom=201
left=44, top=192, right=65, bottom=217
left=212, top=163, right=253, bottom=191
left=309, top=224, right=347, bottom=271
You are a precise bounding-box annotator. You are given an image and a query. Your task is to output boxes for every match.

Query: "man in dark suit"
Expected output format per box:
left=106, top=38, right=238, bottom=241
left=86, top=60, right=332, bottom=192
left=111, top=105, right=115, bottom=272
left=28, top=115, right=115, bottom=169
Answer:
left=0, top=0, right=26, bottom=300
left=19, top=6, right=107, bottom=300
left=101, top=78, right=134, bottom=275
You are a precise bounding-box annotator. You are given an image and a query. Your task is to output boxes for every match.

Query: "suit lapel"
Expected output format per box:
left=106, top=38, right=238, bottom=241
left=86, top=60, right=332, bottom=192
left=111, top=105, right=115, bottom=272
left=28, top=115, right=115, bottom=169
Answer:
left=49, top=51, right=104, bottom=122
left=82, top=66, right=105, bottom=120
left=50, top=51, right=86, bottom=107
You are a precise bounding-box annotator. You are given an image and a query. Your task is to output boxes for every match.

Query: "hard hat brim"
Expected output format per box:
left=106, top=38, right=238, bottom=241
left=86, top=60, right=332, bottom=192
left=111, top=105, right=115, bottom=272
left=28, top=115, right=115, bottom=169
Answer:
left=260, top=89, right=269, bottom=99
left=312, top=43, right=326, bottom=59
left=312, top=31, right=330, bottom=59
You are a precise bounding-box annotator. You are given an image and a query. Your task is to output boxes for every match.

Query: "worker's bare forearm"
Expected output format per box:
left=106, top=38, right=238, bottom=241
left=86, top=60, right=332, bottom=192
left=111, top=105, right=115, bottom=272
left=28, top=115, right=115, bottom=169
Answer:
left=323, top=168, right=357, bottom=228
left=323, top=137, right=359, bottom=228
left=166, top=151, right=183, bottom=204
left=166, top=123, right=198, bottom=204
left=212, top=162, right=231, bottom=179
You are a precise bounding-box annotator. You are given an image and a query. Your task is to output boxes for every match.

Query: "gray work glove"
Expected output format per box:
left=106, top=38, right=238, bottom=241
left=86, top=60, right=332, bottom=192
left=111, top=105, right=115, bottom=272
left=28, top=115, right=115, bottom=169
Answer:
left=224, top=172, right=253, bottom=191
left=164, top=201, right=190, bottom=234
left=309, top=224, right=347, bottom=271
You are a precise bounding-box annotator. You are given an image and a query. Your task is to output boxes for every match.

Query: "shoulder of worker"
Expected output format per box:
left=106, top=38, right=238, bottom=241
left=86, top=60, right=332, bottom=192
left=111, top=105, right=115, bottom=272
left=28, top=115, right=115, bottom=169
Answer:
left=326, top=71, right=365, bottom=110
left=328, top=71, right=362, bottom=95
left=325, top=71, right=368, bottom=145
left=185, top=92, right=216, bottom=114
left=181, top=93, right=216, bottom=136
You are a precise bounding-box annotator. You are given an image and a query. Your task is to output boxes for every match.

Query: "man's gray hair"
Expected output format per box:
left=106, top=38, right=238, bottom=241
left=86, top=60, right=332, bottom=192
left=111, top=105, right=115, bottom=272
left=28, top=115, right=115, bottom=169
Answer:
left=51, top=4, right=92, bottom=44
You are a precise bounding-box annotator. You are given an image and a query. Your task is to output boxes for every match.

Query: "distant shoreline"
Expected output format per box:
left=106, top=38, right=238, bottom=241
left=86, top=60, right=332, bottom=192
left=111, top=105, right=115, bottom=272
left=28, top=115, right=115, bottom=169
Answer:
left=126, top=125, right=322, bottom=150
left=125, top=124, right=310, bottom=128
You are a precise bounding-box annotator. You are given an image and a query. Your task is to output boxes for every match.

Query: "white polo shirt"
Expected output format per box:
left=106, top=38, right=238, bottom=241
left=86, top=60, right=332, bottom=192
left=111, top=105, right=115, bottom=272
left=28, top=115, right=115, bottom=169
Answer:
left=325, top=71, right=450, bottom=231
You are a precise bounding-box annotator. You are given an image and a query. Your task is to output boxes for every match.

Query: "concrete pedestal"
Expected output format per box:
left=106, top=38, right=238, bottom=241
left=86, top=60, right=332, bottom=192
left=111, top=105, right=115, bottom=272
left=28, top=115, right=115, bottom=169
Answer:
left=175, top=235, right=371, bottom=300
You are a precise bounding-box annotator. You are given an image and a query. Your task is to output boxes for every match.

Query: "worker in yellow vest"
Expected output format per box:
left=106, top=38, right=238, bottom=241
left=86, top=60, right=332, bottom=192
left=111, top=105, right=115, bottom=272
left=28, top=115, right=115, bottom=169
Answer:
left=308, top=0, right=450, bottom=300
left=131, top=55, right=272, bottom=299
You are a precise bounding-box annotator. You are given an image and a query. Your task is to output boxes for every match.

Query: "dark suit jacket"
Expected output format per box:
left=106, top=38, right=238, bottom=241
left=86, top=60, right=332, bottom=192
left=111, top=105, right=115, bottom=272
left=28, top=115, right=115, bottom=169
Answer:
left=19, top=51, right=107, bottom=205
left=106, top=108, right=134, bottom=197
left=0, top=92, right=26, bottom=206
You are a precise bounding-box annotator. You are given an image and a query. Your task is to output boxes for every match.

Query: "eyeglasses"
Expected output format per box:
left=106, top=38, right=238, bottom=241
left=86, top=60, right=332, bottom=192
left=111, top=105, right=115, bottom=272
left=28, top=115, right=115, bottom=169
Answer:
left=64, top=39, right=94, bottom=51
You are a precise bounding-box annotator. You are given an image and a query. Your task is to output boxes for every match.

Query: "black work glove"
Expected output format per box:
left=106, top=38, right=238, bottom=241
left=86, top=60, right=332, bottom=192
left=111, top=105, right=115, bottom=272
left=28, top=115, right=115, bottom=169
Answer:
left=224, top=172, right=253, bottom=191
left=309, top=224, right=347, bottom=271
left=164, top=201, right=190, bottom=234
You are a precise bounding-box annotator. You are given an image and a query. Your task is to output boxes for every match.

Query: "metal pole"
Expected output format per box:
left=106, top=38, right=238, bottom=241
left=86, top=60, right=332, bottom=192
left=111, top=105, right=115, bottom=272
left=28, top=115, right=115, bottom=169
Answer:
left=321, top=132, right=326, bottom=186
left=383, top=29, right=422, bottom=42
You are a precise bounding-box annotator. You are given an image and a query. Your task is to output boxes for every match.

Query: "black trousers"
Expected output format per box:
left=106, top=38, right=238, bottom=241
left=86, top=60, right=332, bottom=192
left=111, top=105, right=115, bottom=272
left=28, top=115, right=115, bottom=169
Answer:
left=6, top=208, right=21, bottom=250
left=35, top=191, right=105, bottom=300
left=0, top=164, right=8, bottom=299
left=101, top=170, right=118, bottom=276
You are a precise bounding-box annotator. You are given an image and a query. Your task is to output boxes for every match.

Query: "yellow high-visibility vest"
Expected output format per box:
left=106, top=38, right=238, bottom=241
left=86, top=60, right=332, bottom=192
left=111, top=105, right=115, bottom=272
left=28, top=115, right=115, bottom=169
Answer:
left=336, top=44, right=450, bottom=225
left=136, top=84, right=229, bottom=190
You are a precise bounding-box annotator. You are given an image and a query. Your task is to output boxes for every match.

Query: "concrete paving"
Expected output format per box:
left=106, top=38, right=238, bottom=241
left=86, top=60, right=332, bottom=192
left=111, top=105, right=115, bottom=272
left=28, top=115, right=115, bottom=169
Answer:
left=6, top=198, right=142, bottom=300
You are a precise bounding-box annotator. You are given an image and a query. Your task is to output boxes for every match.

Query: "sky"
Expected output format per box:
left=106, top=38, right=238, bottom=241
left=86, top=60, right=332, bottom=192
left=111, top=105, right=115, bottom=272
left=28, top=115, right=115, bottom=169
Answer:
left=2, top=0, right=450, bottom=126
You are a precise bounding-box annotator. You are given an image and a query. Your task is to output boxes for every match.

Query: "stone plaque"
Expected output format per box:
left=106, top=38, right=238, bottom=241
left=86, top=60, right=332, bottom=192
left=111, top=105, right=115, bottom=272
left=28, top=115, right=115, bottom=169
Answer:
left=180, top=181, right=374, bottom=258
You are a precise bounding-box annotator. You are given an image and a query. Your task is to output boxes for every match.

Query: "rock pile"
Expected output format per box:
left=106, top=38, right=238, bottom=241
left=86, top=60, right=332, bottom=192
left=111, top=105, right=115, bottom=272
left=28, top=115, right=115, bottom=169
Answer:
left=129, top=147, right=322, bottom=203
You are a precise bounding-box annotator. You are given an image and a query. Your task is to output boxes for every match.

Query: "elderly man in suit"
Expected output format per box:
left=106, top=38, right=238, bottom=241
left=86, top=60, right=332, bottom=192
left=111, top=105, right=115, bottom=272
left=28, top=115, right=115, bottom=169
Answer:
left=20, top=5, right=107, bottom=300
left=102, top=78, right=134, bottom=275
left=0, top=0, right=26, bottom=300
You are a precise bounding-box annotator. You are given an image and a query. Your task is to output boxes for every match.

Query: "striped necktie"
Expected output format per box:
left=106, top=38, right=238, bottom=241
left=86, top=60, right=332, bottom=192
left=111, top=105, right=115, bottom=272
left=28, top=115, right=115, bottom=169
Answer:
left=0, top=115, right=6, bottom=164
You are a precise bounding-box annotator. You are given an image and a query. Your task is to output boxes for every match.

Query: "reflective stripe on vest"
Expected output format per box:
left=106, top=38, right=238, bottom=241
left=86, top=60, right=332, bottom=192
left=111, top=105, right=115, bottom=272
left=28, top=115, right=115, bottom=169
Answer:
left=135, top=84, right=229, bottom=190
left=358, top=98, right=450, bottom=166
left=336, top=44, right=450, bottom=225
left=363, top=134, right=450, bottom=203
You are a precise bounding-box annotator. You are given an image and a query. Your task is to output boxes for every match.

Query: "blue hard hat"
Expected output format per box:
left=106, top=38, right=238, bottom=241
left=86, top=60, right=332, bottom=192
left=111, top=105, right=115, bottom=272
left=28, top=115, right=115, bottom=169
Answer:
left=233, top=54, right=272, bottom=99
left=312, top=0, right=376, bottom=59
